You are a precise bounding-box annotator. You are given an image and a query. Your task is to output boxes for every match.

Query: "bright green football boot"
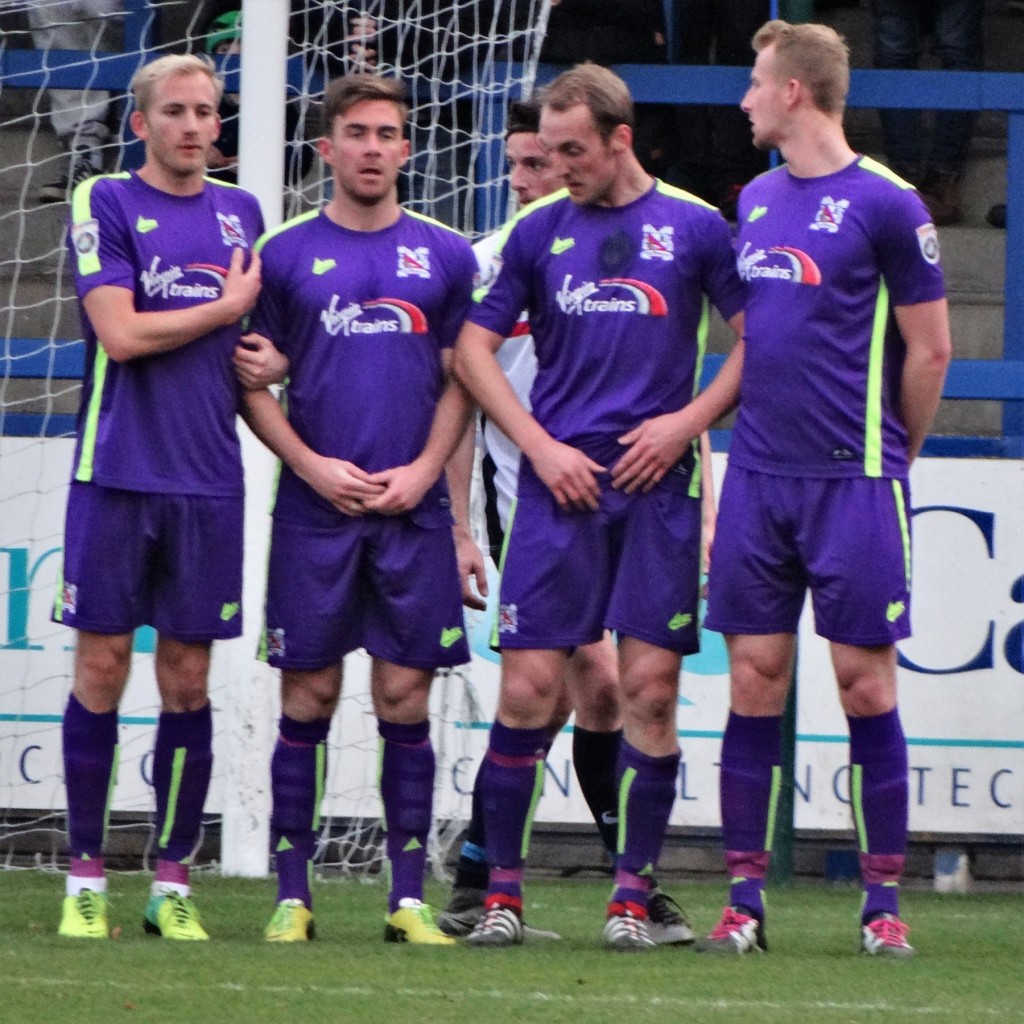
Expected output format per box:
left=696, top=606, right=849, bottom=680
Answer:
left=58, top=890, right=109, bottom=938
left=143, top=891, right=209, bottom=940
left=265, top=898, right=315, bottom=942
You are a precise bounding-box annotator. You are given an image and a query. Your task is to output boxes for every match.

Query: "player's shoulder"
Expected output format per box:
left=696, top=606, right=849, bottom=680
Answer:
left=202, top=175, right=262, bottom=209
left=71, top=171, right=132, bottom=220
left=852, top=155, right=918, bottom=194
left=400, top=208, right=475, bottom=259
left=653, top=179, right=718, bottom=213
left=254, top=208, right=321, bottom=255
left=849, top=156, right=931, bottom=220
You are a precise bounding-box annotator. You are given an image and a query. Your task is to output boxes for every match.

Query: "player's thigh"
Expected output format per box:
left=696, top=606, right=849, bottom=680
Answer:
left=705, top=466, right=807, bottom=635
left=496, top=493, right=609, bottom=650
left=56, top=482, right=156, bottom=634
left=801, top=477, right=913, bottom=647
left=364, top=515, right=469, bottom=670
left=607, top=484, right=703, bottom=655
left=262, top=517, right=366, bottom=671
left=150, top=494, right=244, bottom=643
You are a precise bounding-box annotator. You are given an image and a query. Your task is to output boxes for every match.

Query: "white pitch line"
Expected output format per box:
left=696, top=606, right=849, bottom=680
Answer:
left=0, top=974, right=1016, bottom=1017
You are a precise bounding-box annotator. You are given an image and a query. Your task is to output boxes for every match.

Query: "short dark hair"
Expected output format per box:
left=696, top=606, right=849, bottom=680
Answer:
left=506, top=98, right=540, bottom=138
left=321, top=74, right=408, bottom=134
left=541, top=62, right=634, bottom=140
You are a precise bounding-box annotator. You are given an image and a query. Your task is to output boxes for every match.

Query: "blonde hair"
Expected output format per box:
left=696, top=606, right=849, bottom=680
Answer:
left=130, top=53, right=223, bottom=113
left=541, top=62, right=634, bottom=139
left=753, top=20, right=850, bottom=115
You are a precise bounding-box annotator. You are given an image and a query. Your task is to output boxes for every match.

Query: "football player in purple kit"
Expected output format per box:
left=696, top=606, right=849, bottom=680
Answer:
left=646, top=21, right=951, bottom=958
left=54, top=54, right=264, bottom=940
left=439, top=98, right=697, bottom=946
left=238, top=74, right=477, bottom=945
left=453, top=64, right=746, bottom=951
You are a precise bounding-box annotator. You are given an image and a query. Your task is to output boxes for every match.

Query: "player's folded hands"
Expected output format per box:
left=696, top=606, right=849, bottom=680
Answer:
left=612, top=412, right=691, bottom=493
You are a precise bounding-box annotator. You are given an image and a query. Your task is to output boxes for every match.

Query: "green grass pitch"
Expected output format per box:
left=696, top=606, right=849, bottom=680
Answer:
left=1, top=873, right=1021, bottom=1024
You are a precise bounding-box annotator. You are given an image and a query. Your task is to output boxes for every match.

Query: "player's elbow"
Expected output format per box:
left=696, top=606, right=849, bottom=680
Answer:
left=98, top=331, right=139, bottom=363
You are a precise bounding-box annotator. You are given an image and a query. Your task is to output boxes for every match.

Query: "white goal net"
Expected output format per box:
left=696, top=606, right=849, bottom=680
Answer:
left=0, top=0, right=549, bottom=880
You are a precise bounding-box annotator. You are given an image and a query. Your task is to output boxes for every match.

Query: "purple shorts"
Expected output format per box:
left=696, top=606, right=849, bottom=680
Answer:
left=495, top=474, right=703, bottom=655
left=705, top=466, right=912, bottom=646
left=54, top=482, right=244, bottom=642
left=260, top=513, right=470, bottom=671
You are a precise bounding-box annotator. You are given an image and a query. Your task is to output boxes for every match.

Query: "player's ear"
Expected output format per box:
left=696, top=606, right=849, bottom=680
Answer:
left=610, top=122, right=632, bottom=155
left=129, top=108, right=148, bottom=142
left=399, top=137, right=411, bottom=167
left=316, top=135, right=332, bottom=163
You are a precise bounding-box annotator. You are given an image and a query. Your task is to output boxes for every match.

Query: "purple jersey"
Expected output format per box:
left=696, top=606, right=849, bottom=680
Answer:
left=470, top=181, right=745, bottom=485
left=251, top=209, right=476, bottom=527
left=68, top=172, right=264, bottom=496
left=730, top=156, right=946, bottom=479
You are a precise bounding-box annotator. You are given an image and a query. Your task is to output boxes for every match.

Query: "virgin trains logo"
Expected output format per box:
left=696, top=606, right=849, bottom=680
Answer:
left=555, top=275, right=668, bottom=316
left=140, top=256, right=225, bottom=299
left=320, top=294, right=428, bottom=336
left=737, top=242, right=822, bottom=285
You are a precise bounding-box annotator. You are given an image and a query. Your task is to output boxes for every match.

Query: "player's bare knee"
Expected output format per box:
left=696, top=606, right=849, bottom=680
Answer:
left=73, top=633, right=131, bottom=711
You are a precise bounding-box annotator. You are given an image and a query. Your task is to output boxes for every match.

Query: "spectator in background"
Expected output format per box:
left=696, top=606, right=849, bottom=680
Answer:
left=671, top=1, right=771, bottom=221
left=29, top=0, right=123, bottom=204
left=871, top=0, right=984, bottom=225
left=539, top=0, right=678, bottom=181
left=201, top=8, right=314, bottom=190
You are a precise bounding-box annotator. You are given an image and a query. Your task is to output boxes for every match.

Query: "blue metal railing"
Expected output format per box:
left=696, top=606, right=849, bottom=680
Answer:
left=2, top=11, right=1022, bottom=455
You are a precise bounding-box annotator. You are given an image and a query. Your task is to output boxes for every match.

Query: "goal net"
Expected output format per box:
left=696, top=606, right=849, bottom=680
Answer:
left=0, top=0, right=549, bottom=880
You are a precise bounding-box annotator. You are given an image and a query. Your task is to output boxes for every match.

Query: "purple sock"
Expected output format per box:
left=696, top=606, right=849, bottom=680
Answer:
left=378, top=718, right=434, bottom=913
left=152, top=704, right=213, bottom=865
left=482, top=721, right=548, bottom=904
left=271, top=715, right=331, bottom=908
left=63, top=693, right=118, bottom=863
left=720, top=711, right=782, bottom=919
left=848, top=708, right=908, bottom=922
left=611, top=740, right=679, bottom=908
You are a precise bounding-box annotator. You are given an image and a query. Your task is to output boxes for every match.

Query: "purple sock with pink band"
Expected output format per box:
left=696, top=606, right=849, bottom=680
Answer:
left=611, top=740, right=679, bottom=909
left=482, top=721, right=548, bottom=904
left=848, top=708, right=909, bottom=921
left=378, top=718, right=434, bottom=913
left=720, top=711, right=782, bottom=919
left=63, top=693, right=118, bottom=866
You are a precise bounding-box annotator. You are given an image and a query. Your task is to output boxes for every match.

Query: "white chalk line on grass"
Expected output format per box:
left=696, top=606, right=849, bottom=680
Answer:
left=0, top=974, right=1016, bottom=1017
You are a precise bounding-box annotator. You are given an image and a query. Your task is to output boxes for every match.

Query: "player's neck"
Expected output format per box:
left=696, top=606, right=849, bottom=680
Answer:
left=135, top=162, right=206, bottom=197
left=594, top=158, right=653, bottom=209
left=322, top=192, right=402, bottom=232
left=779, top=117, right=856, bottom=180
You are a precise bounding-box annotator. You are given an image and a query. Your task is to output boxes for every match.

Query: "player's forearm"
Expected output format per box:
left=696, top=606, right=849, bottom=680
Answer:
left=87, top=292, right=250, bottom=363
left=446, top=413, right=478, bottom=534
left=900, top=348, right=950, bottom=463
left=240, top=388, right=319, bottom=482
left=416, top=376, right=474, bottom=485
left=680, top=340, right=744, bottom=437
left=454, top=331, right=551, bottom=464
left=895, top=300, right=952, bottom=464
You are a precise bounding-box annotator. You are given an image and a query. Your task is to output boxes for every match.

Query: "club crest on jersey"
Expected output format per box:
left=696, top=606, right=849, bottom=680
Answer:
left=265, top=628, right=286, bottom=658
left=916, top=223, right=941, bottom=265
left=640, top=224, right=674, bottom=261
left=498, top=603, right=518, bottom=634
left=217, top=212, right=249, bottom=248
left=809, top=196, right=850, bottom=233
left=61, top=582, right=78, bottom=616
left=397, top=245, right=431, bottom=278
